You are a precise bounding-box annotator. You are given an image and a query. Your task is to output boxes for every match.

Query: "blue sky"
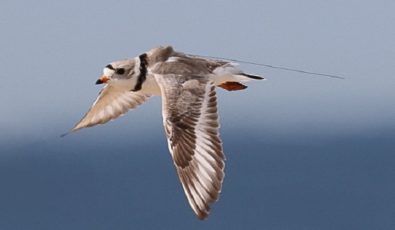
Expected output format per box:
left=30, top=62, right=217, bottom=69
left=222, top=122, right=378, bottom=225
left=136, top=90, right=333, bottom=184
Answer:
left=1, top=0, right=394, bottom=143
left=1, top=1, right=395, bottom=229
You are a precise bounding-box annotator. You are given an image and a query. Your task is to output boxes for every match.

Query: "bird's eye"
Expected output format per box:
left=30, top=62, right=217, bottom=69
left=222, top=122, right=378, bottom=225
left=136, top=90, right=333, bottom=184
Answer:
left=116, top=68, right=125, bottom=75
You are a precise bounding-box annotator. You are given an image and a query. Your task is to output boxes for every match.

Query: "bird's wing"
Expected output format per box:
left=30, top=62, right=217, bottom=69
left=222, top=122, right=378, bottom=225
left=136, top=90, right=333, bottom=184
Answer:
left=154, top=74, right=225, bottom=219
left=70, top=84, right=150, bottom=132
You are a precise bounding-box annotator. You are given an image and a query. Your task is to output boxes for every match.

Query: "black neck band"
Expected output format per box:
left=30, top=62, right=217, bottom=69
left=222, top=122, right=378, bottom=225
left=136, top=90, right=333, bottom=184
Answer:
left=132, top=53, right=148, bottom=91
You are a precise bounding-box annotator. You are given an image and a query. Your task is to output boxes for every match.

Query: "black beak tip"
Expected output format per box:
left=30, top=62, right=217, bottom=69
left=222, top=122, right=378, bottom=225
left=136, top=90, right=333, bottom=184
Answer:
left=95, top=79, right=103, bottom=85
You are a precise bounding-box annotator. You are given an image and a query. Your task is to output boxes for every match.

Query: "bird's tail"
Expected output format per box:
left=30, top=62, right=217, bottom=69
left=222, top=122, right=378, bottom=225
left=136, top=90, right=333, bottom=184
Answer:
left=213, top=63, right=264, bottom=91
left=241, top=73, right=264, bottom=80
left=216, top=73, right=264, bottom=91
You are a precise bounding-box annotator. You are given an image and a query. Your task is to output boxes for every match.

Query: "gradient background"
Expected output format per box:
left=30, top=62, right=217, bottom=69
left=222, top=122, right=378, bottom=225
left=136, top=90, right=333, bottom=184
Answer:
left=1, top=0, right=395, bottom=229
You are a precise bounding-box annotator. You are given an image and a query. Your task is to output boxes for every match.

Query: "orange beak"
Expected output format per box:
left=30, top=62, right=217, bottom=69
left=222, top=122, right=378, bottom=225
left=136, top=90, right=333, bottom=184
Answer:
left=96, top=75, right=110, bottom=85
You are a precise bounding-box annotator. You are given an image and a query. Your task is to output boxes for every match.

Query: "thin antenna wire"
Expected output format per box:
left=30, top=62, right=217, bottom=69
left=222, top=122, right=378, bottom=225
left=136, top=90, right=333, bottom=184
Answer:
left=197, top=55, right=345, bottom=79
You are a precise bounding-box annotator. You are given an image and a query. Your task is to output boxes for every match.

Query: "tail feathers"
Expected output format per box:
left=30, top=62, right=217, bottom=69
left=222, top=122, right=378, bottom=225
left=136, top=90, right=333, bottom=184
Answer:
left=242, top=73, right=264, bottom=80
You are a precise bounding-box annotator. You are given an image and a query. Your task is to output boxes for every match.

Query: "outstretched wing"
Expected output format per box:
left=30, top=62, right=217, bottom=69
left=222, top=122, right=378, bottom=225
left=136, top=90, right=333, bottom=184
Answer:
left=154, top=74, right=225, bottom=219
left=70, top=84, right=149, bottom=132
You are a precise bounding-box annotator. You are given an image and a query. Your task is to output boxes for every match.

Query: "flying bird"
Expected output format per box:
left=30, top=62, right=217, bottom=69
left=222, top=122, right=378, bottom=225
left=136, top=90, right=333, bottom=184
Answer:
left=68, top=46, right=263, bottom=219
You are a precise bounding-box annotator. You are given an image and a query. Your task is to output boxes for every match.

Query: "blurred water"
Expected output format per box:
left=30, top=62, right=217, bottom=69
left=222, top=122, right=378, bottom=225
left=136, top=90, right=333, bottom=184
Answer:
left=1, top=129, right=394, bottom=230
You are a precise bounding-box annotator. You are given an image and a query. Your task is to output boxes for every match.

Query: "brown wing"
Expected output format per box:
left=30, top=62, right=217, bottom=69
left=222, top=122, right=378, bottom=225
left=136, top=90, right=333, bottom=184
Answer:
left=70, top=84, right=149, bottom=132
left=154, top=74, right=225, bottom=219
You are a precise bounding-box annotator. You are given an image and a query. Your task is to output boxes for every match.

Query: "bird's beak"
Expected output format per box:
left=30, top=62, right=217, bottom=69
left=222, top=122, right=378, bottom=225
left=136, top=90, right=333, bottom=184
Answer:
left=96, top=75, right=110, bottom=84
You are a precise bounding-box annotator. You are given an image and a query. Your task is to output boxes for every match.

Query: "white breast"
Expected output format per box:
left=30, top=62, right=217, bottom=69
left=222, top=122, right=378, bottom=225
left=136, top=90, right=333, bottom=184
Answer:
left=141, top=74, right=162, bottom=96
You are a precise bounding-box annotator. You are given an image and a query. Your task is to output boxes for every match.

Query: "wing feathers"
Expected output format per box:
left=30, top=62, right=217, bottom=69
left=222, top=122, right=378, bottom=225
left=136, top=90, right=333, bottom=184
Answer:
left=71, top=84, right=149, bottom=132
left=155, top=75, right=225, bottom=219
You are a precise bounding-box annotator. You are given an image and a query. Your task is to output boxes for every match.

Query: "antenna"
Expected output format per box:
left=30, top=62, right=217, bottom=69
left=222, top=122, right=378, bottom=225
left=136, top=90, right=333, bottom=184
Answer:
left=197, top=55, right=345, bottom=80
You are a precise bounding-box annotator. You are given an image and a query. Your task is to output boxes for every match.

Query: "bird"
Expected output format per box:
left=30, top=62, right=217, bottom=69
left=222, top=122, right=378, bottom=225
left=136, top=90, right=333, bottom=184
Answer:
left=67, top=46, right=264, bottom=219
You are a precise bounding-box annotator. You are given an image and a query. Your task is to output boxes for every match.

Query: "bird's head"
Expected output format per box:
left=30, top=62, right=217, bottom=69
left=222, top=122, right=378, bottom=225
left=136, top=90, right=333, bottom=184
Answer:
left=96, top=59, right=139, bottom=85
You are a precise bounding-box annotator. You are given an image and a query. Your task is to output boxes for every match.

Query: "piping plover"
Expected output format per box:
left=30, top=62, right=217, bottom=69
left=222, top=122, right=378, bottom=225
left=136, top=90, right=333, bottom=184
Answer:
left=68, top=46, right=263, bottom=219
